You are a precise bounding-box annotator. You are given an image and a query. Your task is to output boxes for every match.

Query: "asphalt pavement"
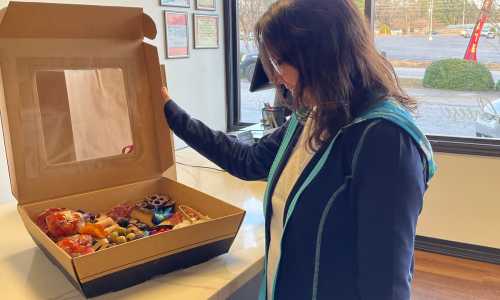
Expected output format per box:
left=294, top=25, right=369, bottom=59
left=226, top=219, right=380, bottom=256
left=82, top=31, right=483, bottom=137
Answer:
left=241, top=35, right=500, bottom=64
left=376, top=35, right=500, bottom=64
left=239, top=81, right=500, bottom=138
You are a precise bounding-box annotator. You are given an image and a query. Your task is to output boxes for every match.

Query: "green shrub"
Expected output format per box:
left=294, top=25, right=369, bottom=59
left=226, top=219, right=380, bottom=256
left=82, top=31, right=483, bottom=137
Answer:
left=423, top=59, right=494, bottom=91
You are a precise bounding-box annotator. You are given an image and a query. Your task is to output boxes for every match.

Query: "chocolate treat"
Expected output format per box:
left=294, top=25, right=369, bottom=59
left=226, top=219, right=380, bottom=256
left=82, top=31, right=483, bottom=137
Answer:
left=117, top=218, right=129, bottom=228
left=145, top=194, right=168, bottom=209
left=135, top=201, right=152, bottom=211
left=151, top=195, right=176, bottom=225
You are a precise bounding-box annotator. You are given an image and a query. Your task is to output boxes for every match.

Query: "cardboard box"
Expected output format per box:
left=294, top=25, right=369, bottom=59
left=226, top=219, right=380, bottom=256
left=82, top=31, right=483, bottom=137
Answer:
left=0, top=2, right=245, bottom=297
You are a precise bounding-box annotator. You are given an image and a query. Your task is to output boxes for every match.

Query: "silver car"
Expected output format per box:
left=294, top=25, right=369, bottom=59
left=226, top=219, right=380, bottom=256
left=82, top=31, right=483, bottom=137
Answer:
left=476, top=98, right=500, bottom=138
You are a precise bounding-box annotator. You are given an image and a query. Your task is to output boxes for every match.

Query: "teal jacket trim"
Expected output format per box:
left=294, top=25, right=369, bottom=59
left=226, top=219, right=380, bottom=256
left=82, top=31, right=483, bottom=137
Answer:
left=353, top=99, right=436, bottom=181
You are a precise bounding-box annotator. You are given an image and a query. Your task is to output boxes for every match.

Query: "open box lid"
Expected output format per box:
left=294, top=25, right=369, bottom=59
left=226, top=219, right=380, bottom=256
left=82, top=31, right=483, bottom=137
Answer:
left=0, top=2, right=174, bottom=205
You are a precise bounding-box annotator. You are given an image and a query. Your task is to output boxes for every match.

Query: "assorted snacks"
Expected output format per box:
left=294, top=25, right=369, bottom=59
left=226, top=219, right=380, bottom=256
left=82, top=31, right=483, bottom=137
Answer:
left=35, top=194, right=211, bottom=257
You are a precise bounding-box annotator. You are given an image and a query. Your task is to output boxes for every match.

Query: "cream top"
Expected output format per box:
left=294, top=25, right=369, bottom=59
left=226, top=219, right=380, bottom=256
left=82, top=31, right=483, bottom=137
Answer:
left=267, top=116, right=316, bottom=299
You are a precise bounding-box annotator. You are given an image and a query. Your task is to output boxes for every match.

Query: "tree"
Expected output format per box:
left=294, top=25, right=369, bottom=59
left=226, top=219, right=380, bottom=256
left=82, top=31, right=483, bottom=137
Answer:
left=433, top=0, right=479, bottom=25
left=355, top=0, right=365, bottom=12
left=239, top=0, right=270, bottom=51
left=375, top=0, right=481, bottom=35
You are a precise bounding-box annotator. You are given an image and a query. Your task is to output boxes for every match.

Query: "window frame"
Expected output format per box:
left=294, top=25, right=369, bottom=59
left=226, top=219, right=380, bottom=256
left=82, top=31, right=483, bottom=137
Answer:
left=224, top=0, right=253, bottom=131
left=224, top=0, right=500, bottom=156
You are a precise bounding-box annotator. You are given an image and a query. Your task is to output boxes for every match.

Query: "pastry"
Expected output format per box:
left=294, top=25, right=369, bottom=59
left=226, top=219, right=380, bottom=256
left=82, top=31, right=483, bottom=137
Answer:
left=173, top=220, right=192, bottom=230
left=130, top=208, right=154, bottom=227
left=178, top=205, right=210, bottom=223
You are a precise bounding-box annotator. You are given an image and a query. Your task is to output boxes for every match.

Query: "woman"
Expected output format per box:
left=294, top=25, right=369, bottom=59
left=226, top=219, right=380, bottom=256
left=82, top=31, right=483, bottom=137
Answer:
left=162, top=0, right=436, bottom=299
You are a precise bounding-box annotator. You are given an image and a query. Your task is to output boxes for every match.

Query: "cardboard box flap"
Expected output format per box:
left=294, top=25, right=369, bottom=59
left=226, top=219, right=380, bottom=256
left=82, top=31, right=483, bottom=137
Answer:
left=0, top=2, right=156, bottom=40
left=0, top=8, right=6, bottom=26
left=0, top=2, right=173, bottom=205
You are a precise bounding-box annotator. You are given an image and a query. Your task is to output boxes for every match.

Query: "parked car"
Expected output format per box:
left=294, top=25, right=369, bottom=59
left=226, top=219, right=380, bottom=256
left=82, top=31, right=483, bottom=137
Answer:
left=475, top=98, right=500, bottom=138
left=462, top=29, right=495, bottom=39
left=240, top=53, right=258, bottom=81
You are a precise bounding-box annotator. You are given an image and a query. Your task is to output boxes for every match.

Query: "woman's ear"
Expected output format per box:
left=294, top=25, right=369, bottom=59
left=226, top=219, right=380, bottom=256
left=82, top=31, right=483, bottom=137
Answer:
left=275, top=84, right=294, bottom=107
left=279, top=63, right=299, bottom=93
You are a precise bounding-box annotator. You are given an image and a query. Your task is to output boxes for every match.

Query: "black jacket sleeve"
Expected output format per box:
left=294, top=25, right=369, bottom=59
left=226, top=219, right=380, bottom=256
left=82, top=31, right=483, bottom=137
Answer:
left=351, top=121, right=426, bottom=300
left=164, top=100, right=287, bottom=180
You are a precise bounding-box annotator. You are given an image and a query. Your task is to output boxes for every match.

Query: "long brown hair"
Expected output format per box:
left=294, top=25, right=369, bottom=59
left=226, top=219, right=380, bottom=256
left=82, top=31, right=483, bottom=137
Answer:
left=255, top=0, right=415, bottom=149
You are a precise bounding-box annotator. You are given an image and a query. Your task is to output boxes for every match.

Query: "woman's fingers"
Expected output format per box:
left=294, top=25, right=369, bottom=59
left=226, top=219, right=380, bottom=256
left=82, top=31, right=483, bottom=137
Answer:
left=161, top=87, right=171, bottom=103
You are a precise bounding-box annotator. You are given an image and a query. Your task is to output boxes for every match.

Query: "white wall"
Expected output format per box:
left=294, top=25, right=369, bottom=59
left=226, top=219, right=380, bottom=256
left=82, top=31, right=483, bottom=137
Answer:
left=417, top=153, right=500, bottom=248
left=0, top=0, right=227, bottom=202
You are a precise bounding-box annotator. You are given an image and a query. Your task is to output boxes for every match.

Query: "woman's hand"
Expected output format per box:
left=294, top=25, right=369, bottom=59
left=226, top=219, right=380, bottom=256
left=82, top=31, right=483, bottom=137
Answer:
left=161, top=87, right=172, bottom=104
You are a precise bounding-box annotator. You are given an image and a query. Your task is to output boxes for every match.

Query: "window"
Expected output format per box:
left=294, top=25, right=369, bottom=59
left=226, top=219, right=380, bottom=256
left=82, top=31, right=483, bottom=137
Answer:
left=236, top=0, right=277, bottom=125
left=373, top=0, right=500, bottom=154
left=35, top=68, right=133, bottom=164
left=229, top=0, right=367, bottom=127
left=226, top=0, right=500, bottom=155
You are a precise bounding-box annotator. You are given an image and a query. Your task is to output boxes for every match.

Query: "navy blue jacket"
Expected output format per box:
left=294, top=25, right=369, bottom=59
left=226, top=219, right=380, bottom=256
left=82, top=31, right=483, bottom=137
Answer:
left=164, top=100, right=434, bottom=300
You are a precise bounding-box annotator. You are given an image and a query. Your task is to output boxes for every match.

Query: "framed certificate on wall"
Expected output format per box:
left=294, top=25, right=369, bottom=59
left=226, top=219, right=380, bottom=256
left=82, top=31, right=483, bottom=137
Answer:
left=193, top=14, right=219, bottom=49
left=160, top=0, right=190, bottom=8
left=164, top=11, right=189, bottom=58
left=196, top=0, right=216, bottom=11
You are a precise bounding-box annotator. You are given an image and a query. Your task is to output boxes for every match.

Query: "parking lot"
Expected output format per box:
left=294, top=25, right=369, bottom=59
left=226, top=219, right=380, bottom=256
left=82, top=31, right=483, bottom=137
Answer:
left=240, top=81, right=500, bottom=138
left=241, top=35, right=500, bottom=64
left=375, top=35, right=500, bottom=64
left=240, top=35, right=500, bottom=139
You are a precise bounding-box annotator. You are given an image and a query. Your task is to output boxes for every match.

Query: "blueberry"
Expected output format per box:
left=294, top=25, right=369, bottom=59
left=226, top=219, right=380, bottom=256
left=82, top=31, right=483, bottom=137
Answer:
left=117, top=218, right=129, bottom=227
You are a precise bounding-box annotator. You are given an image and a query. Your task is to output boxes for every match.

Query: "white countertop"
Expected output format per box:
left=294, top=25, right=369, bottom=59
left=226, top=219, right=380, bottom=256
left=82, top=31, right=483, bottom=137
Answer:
left=0, top=148, right=267, bottom=299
